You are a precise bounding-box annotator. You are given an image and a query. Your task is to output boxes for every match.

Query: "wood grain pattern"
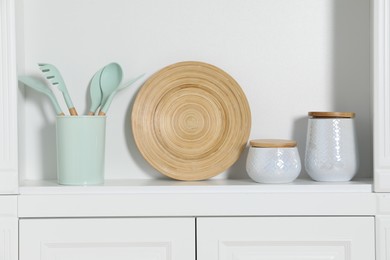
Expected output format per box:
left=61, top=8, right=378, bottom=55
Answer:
left=249, top=139, right=297, bottom=148
left=132, top=61, right=251, bottom=181
left=68, top=107, right=78, bottom=116
left=308, top=112, right=355, bottom=118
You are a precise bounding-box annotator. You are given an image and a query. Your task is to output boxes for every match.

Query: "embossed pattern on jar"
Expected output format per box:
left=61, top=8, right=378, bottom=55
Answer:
left=246, top=139, right=301, bottom=184
left=305, top=112, right=358, bottom=182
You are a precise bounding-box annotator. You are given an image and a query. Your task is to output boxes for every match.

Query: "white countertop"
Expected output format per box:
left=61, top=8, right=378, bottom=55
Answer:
left=19, top=178, right=373, bottom=195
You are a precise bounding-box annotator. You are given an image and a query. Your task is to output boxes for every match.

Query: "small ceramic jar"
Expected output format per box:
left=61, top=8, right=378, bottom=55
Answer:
left=305, top=112, right=358, bottom=181
left=246, top=139, right=301, bottom=183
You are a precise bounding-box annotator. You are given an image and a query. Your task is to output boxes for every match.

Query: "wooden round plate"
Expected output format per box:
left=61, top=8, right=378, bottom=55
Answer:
left=131, top=61, right=251, bottom=180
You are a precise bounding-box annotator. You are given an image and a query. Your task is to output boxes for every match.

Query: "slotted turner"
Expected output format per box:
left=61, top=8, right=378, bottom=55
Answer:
left=38, top=63, right=78, bottom=115
left=18, top=76, right=65, bottom=116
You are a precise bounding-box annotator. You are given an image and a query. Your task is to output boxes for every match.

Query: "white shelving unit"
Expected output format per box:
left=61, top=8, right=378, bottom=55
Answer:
left=1, top=0, right=390, bottom=259
left=18, top=178, right=375, bottom=219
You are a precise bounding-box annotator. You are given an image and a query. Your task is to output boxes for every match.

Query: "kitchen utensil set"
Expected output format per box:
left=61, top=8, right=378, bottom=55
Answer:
left=18, top=63, right=144, bottom=116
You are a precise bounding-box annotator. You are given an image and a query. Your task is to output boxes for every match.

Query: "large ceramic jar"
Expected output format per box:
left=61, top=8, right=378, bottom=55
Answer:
left=246, top=139, right=301, bottom=183
left=305, top=112, right=358, bottom=181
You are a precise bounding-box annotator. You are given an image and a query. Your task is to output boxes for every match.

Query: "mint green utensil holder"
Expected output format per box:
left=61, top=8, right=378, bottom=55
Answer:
left=56, top=116, right=106, bottom=185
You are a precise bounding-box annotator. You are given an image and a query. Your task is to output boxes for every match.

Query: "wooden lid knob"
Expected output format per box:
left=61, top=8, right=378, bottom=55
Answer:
left=250, top=139, right=297, bottom=148
left=308, top=111, right=355, bottom=118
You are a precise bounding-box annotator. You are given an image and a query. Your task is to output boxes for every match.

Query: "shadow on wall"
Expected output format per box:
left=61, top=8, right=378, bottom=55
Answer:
left=22, top=86, right=58, bottom=180
left=226, top=146, right=250, bottom=180
left=332, top=0, right=371, bottom=178
left=262, top=0, right=371, bottom=181
left=292, top=116, right=309, bottom=179
left=40, top=122, right=57, bottom=180
left=124, top=83, right=166, bottom=180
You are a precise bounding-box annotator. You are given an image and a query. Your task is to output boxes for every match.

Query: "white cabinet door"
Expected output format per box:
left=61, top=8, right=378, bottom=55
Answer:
left=0, top=197, right=18, bottom=260
left=20, top=217, right=195, bottom=260
left=377, top=216, right=390, bottom=260
left=0, top=218, right=18, bottom=260
left=197, top=217, right=374, bottom=260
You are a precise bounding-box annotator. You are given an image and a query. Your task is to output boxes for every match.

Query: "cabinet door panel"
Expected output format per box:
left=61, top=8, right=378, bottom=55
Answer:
left=197, top=217, right=374, bottom=260
left=0, top=197, right=18, bottom=260
left=20, top=218, right=195, bottom=260
left=0, top=218, right=18, bottom=260
left=376, top=216, right=390, bottom=260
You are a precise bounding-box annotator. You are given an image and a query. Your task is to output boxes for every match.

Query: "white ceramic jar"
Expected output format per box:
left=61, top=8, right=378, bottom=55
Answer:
left=246, top=139, right=301, bottom=183
left=305, top=112, right=358, bottom=182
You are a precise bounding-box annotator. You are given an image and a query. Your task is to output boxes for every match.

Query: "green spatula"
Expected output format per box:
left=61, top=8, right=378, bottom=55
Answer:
left=98, top=74, right=144, bottom=116
left=18, top=76, right=64, bottom=116
left=38, top=63, right=78, bottom=116
left=87, top=67, right=104, bottom=115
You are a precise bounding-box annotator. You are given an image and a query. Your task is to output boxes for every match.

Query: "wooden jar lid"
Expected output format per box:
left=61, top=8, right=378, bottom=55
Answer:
left=308, top=112, right=355, bottom=118
left=250, top=139, right=297, bottom=148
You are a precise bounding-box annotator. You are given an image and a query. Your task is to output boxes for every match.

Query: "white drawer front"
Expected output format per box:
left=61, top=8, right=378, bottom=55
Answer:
left=20, top=217, right=195, bottom=260
left=197, top=217, right=375, bottom=260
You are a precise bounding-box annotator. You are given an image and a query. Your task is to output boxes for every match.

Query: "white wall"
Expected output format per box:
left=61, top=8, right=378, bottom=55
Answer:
left=16, top=0, right=371, bottom=180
